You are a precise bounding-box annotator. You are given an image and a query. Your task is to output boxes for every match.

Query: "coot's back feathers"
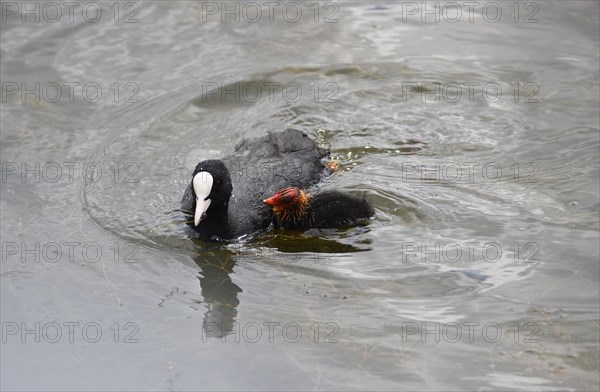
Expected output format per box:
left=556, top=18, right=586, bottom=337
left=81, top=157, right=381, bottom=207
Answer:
left=236, top=130, right=327, bottom=158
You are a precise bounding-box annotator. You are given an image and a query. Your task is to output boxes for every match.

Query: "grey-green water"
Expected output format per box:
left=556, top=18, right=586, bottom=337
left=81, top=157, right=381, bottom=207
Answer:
left=1, top=1, right=599, bottom=390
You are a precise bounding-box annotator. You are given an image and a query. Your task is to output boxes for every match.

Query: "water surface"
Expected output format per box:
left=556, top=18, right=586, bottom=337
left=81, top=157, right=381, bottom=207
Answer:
left=1, top=1, right=599, bottom=390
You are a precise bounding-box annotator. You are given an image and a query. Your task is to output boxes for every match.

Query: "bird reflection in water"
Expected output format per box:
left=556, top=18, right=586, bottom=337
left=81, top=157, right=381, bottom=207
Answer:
left=192, top=232, right=371, bottom=339
left=192, top=245, right=241, bottom=339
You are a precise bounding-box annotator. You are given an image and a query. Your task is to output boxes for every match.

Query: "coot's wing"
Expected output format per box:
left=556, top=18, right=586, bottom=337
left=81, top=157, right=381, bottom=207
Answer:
left=225, top=129, right=328, bottom=236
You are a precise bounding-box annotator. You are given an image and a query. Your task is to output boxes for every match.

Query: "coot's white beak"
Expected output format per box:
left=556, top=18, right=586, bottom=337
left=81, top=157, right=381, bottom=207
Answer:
left=193, top=171, right=213, bottom=226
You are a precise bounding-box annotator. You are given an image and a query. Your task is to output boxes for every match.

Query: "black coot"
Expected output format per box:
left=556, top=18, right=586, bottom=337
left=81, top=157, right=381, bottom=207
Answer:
left=181, top=129, right=328, bottom=240
left=263, top=187, right=375, bottom=229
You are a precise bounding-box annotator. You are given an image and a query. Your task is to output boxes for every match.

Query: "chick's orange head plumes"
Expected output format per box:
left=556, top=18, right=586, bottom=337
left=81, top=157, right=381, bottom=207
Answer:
left=263, top=187, right=310, bottom=222
left=263, top=187, right=301, bottom=207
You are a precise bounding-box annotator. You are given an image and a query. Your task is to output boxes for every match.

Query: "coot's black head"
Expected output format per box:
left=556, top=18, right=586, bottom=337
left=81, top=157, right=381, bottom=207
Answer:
left=190, top=160, right=233, bottom=226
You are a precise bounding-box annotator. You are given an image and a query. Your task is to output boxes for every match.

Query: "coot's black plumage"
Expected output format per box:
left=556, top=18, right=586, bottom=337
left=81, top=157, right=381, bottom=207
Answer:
left=263, top=187, right=375, bottom=229
left=181, top=129, right=328, bottom=239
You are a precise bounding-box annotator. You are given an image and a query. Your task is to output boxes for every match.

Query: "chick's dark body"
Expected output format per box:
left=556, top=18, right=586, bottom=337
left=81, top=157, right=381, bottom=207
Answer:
left=275, top=190, right=375, bottom=230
